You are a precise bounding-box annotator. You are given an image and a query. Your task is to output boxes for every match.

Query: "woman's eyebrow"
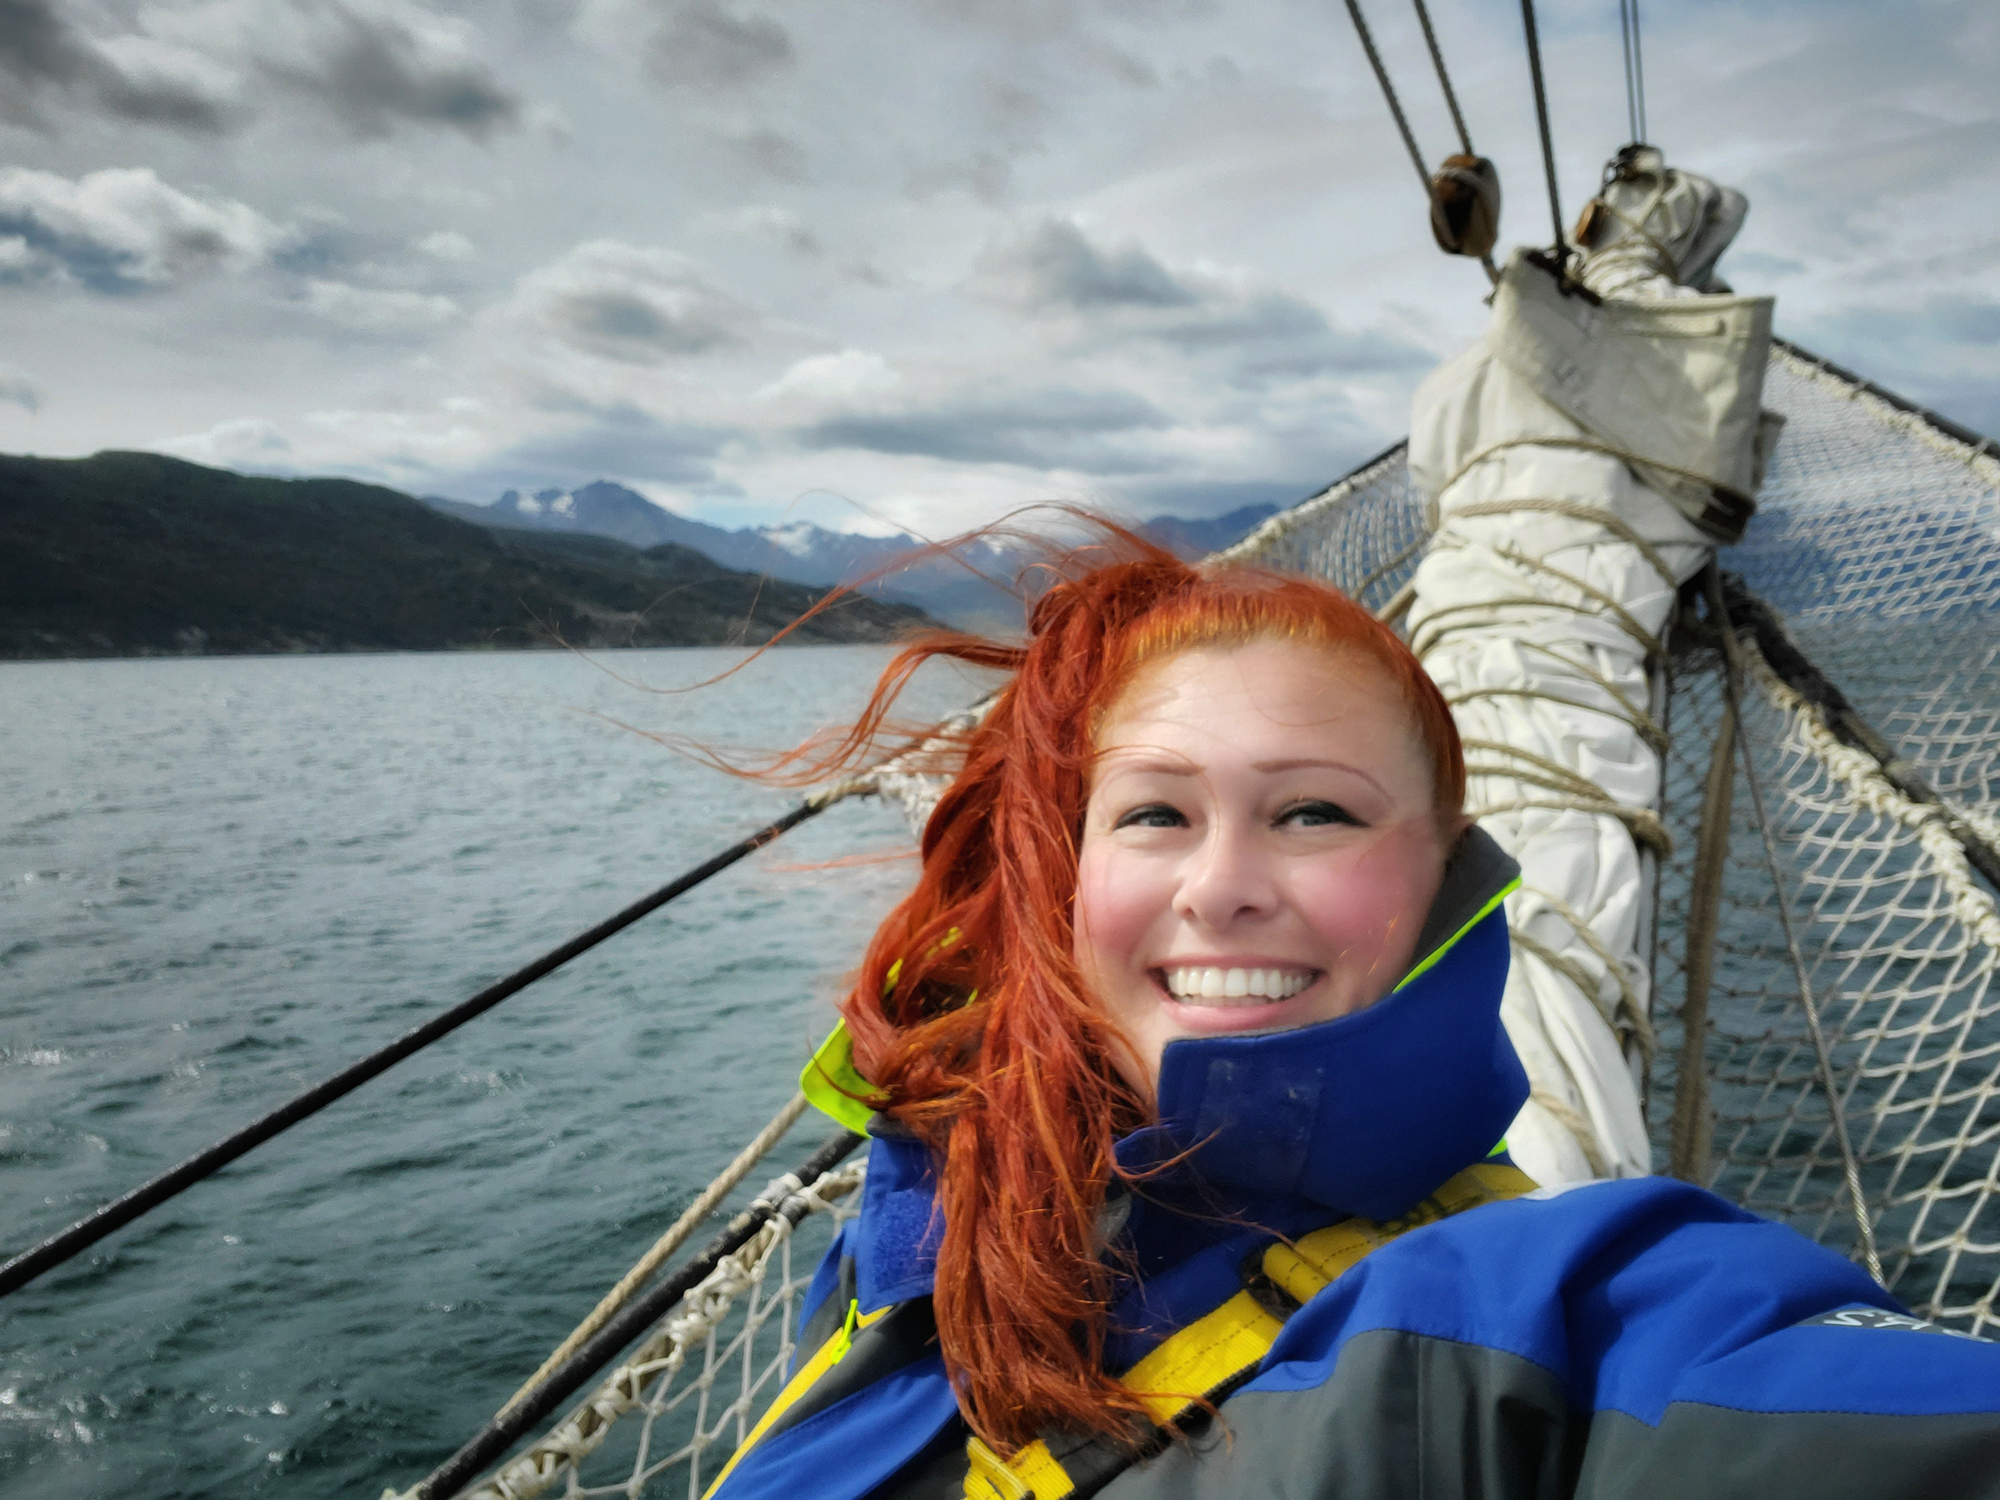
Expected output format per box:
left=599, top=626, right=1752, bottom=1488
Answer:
left=1251, top=757, right=1387, bottom=794
left=1094, top=748, right=1198, bottom=775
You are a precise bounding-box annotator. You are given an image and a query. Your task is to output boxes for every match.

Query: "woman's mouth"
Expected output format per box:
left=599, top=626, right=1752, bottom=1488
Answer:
left=1158, top=966, right=1319, bottom=1007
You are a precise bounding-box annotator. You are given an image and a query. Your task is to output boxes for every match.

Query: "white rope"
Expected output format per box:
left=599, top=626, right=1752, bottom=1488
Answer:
left=498, top=1093, right=812, bottom=1417
left=1752, top=660, right=2000, bottom=955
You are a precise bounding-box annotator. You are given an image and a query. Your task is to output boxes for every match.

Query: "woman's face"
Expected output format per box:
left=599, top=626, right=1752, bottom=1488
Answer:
left=1073, top=637, right=1454, bottom=1101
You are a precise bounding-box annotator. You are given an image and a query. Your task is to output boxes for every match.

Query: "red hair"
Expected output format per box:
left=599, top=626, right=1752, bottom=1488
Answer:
left=808, top=528, right=1461, bottom=1451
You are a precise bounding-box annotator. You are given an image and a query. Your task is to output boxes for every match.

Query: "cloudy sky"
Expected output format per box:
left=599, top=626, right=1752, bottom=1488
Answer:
left=2, top=0, right=1993, bottom=536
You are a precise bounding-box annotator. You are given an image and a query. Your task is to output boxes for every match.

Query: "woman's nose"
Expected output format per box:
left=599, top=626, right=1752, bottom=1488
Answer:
left=1173, top=821, right=1277, bottom=929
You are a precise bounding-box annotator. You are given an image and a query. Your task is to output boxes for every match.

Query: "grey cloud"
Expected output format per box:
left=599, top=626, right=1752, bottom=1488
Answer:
left=0, top=366, right=41, bottom=412
left=905, top=149, right=1013, bottom=204
left=0, top=0, right=93, bottom=88
left=446, top=401, right=729, bottom=495
left=515, top=240, right=756, bottom=363
left=650, top=2, right=792, bottom=90
left=731, top=126, right=810, bottom=183
left=559, top=288, right=729, bottom=356
left=802, top=383, right=1172, bottom=471
left=263, top=7, right=521, bottom=141
left=0, top=0, right=235, bottom=132
left=979, top=218, right=1431, bottom=383
left=991, top=218, right=1196, bottom=309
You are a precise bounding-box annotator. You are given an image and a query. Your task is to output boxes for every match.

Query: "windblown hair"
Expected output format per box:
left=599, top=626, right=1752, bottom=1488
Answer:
left=808, top=528, right=1462, bottom=1452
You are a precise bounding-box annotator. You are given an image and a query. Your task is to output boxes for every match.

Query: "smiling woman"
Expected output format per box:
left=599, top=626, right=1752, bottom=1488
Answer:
left=699, top=524, right=2000, bottom=1500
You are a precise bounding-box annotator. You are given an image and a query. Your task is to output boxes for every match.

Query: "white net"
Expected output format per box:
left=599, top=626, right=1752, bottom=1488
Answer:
left=406, top=1158, right=866, bottom=1500
left=1650, top=348, right=2000, bottom=1333
left=412, top=343, right=2000, bottom=1499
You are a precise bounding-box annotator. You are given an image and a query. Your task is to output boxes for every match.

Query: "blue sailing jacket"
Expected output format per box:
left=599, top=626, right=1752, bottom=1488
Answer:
left=714, top=830, right=2000, bottom=1500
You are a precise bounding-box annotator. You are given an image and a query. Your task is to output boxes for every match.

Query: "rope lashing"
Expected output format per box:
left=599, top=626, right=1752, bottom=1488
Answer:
left=0, top=791, right=869, bottom=1301
left=498, top=1090, right=813, bottom=1418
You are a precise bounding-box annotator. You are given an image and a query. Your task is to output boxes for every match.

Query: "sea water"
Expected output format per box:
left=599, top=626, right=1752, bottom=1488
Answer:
left=0, top=647, right=977, bottom=1498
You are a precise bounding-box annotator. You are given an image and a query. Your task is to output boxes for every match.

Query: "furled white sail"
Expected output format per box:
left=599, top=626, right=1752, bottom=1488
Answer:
left=1406, top=157, right=1776, bottom=1182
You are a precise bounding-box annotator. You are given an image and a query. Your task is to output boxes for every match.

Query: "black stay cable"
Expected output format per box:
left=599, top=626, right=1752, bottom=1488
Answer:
left=1343, top=0, right=1431, bottom=192
left=0, top=798, right=832, bottom=1300
left=1517, top=0, right=1567, bottom=257
left=1409, top=0, right=1473, bottom=155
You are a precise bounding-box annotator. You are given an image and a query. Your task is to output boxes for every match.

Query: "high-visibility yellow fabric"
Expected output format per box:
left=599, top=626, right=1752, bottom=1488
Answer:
left=972, top=1160, right=1536, bottom=1499
left=965, top=1433, right=1076, bottom=1500
left=801, top=1023, right=881, bottom=1136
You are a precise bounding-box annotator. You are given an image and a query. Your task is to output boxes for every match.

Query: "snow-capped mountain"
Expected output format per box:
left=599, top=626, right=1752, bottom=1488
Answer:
left=421, top=482, right=1277, bottom=630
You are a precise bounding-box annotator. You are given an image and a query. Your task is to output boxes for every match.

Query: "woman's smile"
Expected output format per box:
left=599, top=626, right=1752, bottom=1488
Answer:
left=1072, top=636, right=1455, bottom=1100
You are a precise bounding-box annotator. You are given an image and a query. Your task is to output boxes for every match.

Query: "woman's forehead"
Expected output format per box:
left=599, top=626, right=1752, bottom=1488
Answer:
left=1102, top=638, right=1411, bottom=736
left=1094, top=639, right=1430, bottom=785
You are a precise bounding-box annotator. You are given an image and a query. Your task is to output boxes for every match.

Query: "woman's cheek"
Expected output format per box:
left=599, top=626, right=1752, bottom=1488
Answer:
left=1074, top=844, right=1173, bottom=989
left=1301, top=826, right=1441, bottom=970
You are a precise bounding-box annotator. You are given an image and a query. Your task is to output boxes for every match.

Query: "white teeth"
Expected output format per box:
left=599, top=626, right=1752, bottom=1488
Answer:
left=1162, top=967, right=1315, bottom=1005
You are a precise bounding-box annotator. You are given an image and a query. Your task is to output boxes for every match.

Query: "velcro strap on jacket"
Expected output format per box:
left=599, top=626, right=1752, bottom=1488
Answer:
left=963, top=1161, right=1537, bottom=1500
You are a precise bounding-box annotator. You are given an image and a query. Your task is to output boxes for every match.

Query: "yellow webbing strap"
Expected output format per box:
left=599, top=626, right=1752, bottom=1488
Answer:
left=701, top=1301, right=886, bottom=1499
left=964, top=1161, right=1537, bottom=1500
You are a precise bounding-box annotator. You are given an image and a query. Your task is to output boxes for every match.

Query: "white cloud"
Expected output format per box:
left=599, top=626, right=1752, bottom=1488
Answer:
left=164, top=416, right=295, bottom=468
left=758, top=350, right=902, bottom=407
left=0, top=167, right=291, bottom=290
left=416, top=229, right=476, bottom=261
left=304, top=278, right=461, bottom=331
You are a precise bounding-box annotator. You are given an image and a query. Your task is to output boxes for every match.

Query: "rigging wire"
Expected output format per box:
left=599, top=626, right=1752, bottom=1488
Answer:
left=1706, top=568, right=1885, bottom=1287
left=0, top=794, right=848, bottom=1300
left=1410, top=0, right=1473, bottom=155
left=1618, top=0, right=1648, bottom=144
left=1516, top=0, right=1568, bottom=259
left=1343, top=0, right=1431, bottom=192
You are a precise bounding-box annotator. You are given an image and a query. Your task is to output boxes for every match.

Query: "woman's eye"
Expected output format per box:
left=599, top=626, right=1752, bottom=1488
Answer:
left=1113, top=803, right=1187, bottom=830
left=1278, top=799, right=1361, bottom=828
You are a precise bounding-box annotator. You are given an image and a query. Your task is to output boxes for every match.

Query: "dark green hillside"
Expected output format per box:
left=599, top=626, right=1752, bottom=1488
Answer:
left=0, top=451, right=933, bottom=658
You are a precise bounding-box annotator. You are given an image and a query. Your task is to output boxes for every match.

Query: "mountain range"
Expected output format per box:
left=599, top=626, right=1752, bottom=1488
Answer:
left=422, top=483, right=1279, bottom=630
left=3, top=452, right=930, bottom=659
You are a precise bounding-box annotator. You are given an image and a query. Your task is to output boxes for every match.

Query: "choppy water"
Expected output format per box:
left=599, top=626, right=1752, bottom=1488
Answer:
left=0, top=648, right=972, bottom=1499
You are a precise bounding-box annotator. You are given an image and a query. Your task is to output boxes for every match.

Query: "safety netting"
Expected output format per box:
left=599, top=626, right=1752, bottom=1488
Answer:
left=405, top=344, right=2000, bottom=1499
left=1650, top=347, right=2000, bottom=1333
left=392, top=1159, right=865, bottom=1500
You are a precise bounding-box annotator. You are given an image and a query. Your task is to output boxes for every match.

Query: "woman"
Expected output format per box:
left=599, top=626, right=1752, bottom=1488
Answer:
left=711, top=540, right=2000, bottom=1500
